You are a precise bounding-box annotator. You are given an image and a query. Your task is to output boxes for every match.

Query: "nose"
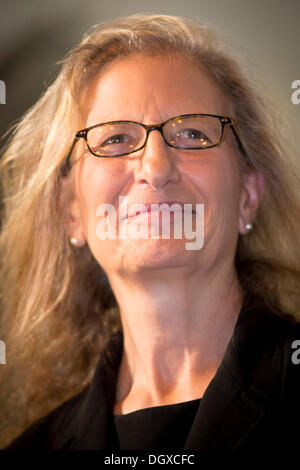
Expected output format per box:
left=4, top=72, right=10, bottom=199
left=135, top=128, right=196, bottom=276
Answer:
left=133, top=129, right=180, bottom=190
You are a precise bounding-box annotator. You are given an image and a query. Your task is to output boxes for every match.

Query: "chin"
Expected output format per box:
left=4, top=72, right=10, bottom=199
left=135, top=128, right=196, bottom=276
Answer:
left=117, top=237, right=199, bottom=272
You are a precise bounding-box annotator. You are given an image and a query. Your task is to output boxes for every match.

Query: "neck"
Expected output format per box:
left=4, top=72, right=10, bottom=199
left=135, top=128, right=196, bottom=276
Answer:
left=108, top=262, right=244, bottom=412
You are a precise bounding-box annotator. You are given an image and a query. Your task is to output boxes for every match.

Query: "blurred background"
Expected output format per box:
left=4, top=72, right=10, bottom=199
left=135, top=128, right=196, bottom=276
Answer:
left=0, top=0, right=299, bottom=152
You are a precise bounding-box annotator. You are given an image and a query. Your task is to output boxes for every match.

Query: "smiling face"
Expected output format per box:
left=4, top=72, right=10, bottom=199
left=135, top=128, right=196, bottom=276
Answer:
left=66, top=54, right=262, bottom=278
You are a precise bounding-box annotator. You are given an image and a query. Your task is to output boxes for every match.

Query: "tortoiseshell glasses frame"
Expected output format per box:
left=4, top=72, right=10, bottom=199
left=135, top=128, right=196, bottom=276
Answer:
left=61, top=113, right=245, bottom=175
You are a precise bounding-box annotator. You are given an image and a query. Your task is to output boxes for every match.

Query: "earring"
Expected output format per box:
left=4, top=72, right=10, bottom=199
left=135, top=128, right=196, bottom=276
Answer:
left=70, top=237, right=78, bottom=246
left=245, top=223, right=253, bottom=231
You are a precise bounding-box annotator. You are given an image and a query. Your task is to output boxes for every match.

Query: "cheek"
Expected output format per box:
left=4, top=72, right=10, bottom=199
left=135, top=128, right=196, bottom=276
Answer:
left=214, top=164, right=241, bottom=212
left=74, top=158, right=125, bottom=237
left=188, top=153, right=242, bottom=229
left=211, top=157, right=242, bottom=239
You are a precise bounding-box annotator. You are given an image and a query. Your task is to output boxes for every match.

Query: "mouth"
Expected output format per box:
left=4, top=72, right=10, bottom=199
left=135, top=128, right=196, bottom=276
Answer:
left=119, top=201, right=196, bottom=223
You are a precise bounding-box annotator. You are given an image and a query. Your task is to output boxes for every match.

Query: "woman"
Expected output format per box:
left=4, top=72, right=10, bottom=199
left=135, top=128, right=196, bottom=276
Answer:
left=1, top=14, right=300, bottom=451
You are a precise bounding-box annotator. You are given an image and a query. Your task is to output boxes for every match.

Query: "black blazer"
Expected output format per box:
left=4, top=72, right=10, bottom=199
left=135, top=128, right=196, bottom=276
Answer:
left=5, top=293, right=300, bottom=451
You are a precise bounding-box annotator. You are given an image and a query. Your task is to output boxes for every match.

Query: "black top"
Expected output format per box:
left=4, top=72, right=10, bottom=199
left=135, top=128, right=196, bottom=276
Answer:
left=111, top=398, right=201, bottom=450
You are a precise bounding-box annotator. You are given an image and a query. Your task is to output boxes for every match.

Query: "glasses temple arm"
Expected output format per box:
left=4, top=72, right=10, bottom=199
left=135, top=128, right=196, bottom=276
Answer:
left=60, top=136, right=80, bottom=176
left=229, top=123, right=247, bottom=156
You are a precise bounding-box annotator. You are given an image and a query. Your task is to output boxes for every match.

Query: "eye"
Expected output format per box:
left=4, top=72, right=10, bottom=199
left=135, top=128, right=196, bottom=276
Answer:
left=87, top=124, right=144, bottom=157
left=176, top=128, right=211, bottom=142
left=101, top=134, right=133, bottom=146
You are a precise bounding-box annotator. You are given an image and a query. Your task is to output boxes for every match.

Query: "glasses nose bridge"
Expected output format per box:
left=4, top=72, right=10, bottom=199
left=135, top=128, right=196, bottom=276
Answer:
left=143, top=122, right=166, bottom=145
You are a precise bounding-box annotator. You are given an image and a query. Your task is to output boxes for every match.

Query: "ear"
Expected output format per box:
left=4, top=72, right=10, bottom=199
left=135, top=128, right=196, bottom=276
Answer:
left=58, top=176, right=86, bottom=247
left=238, top=169, right=264, bottom=235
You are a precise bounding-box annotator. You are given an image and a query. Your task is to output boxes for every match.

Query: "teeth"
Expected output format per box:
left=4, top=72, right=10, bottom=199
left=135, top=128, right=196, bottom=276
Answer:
left=127, top=205, right=190, bottom=218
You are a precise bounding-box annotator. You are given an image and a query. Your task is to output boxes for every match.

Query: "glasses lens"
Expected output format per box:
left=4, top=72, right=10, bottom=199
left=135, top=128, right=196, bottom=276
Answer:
left=163, top=115, right=222, bottom=149
left=87, top=122, right=146, bottom=157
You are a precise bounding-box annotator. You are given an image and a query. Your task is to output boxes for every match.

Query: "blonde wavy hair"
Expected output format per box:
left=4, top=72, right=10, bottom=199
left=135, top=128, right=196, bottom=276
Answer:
left=1, top=13, right=300, bottom=448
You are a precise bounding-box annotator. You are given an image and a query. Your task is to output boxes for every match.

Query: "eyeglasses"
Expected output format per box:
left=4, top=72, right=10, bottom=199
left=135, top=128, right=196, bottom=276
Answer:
left=62, top=113, right=244, bottom=174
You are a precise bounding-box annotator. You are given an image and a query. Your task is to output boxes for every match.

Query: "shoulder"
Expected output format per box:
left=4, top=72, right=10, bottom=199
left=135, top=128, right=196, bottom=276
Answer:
left=227, top=294, right=300, bottom=400
left=233, top=292, right=300, bottom=353
left=4, top=387, right=89, bottom=450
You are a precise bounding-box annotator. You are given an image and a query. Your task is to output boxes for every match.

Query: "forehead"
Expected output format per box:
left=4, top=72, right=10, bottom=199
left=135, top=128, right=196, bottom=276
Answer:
left=79, top=54, right=230, bottom=126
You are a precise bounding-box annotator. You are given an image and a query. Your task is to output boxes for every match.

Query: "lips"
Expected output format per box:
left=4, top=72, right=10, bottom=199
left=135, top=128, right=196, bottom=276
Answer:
left=119, top=201, right=196, bottom=223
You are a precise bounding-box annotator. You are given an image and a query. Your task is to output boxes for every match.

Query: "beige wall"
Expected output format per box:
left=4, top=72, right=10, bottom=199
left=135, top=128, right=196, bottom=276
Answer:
left=0, top=0, right=299, bottom=153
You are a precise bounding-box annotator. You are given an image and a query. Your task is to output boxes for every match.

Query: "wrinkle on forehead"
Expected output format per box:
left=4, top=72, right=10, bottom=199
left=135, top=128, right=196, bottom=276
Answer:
left=78, top=53, right=232, bottom=128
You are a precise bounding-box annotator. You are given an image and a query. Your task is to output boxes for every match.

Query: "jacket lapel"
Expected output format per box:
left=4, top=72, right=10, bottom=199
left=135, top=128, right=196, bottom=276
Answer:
left=185, top=293, right=281, bottom=449
left=184, top=354, right=266, bottom=449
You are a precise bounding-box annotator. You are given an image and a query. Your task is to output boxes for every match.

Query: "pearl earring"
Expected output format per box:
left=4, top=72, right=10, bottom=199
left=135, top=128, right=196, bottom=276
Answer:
left=245, top=223, right=253, bottom=231
left=70, top=237, right=78, bottom=246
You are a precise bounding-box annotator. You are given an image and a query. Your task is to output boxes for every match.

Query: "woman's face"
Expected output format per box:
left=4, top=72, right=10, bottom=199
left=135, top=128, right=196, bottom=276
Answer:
left=67, top=54, right=262, bottom=277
